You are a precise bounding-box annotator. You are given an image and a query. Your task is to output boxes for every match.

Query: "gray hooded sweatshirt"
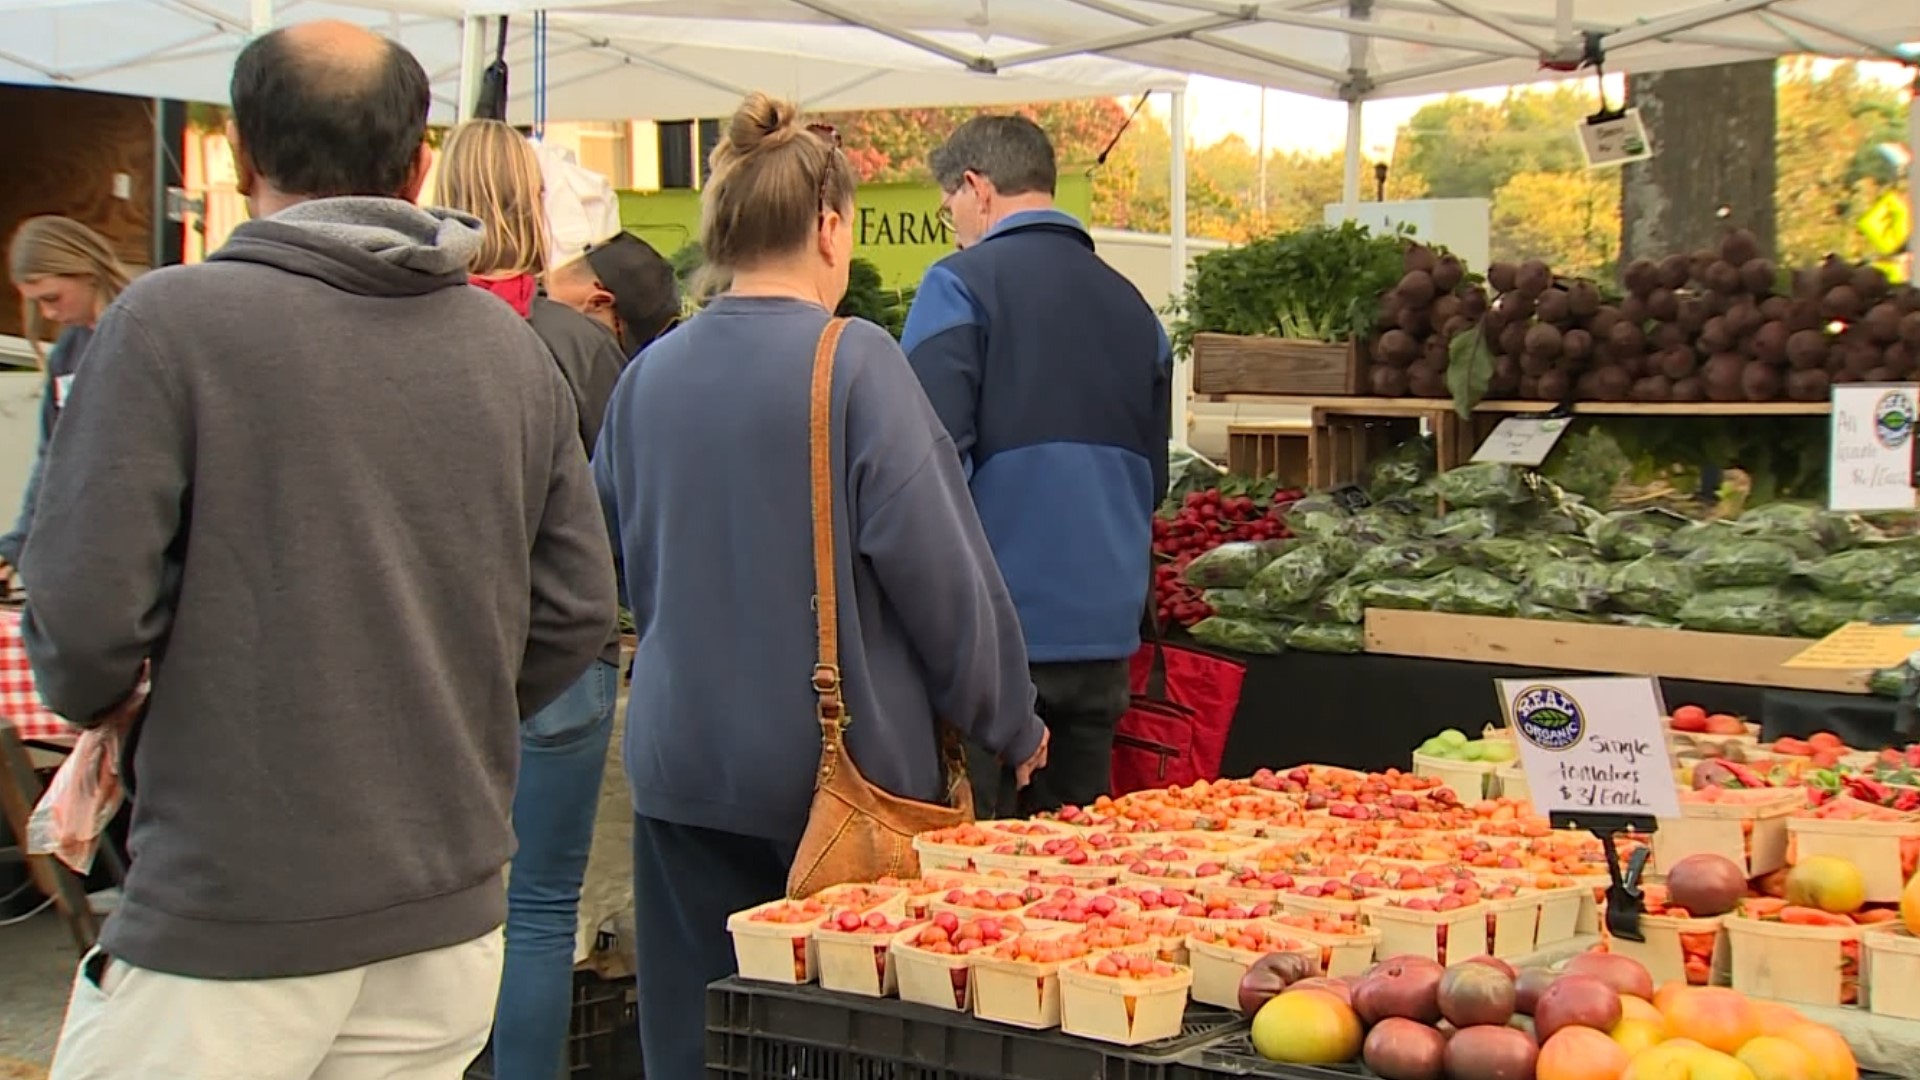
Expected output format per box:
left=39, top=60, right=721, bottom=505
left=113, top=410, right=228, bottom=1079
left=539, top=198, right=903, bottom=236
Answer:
left=20, top=197, right=617, bottom=979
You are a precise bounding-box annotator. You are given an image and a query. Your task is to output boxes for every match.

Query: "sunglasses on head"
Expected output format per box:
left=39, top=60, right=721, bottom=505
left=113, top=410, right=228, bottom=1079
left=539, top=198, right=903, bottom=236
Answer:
left=808, top=123, right=842, bottom=213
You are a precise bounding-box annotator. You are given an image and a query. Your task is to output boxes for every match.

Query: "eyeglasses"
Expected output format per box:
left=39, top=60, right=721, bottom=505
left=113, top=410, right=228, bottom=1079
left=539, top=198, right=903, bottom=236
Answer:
left=808, top=123, right=842, bottom=213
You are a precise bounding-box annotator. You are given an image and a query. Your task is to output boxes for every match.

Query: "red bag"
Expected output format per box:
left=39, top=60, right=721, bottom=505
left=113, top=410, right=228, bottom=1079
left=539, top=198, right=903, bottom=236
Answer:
left=1111, top=636, right=1247, bottom=795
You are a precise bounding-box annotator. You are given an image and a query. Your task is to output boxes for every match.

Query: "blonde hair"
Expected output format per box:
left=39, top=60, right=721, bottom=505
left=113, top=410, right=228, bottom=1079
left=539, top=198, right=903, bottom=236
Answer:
left=434, top=119, right=550, bottom=277
left=697, top=92, right=854, bottom=298
left=8, top=216, right=131, bottom=366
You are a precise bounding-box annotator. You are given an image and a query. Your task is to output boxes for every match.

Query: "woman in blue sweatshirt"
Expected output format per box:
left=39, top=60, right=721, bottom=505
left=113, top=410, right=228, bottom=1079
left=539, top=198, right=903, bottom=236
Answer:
left=2, top=216, right=130, bottom=588
left=593, top=92, right=1049, bottom=1080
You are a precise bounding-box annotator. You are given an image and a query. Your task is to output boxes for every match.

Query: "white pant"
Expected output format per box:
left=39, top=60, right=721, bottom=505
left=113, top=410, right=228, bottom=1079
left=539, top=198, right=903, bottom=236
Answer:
left=50, top=929, right=504, bottom=1080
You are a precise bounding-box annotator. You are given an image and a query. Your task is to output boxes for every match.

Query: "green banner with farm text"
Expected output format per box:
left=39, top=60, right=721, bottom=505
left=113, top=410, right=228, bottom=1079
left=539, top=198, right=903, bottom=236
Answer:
left=616, top=175, right=1091, bottom=289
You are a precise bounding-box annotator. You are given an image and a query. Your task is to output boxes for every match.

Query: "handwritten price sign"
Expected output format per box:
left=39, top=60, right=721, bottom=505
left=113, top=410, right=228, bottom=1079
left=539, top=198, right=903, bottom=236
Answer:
left=1496, top=678, right=1679, bottom=820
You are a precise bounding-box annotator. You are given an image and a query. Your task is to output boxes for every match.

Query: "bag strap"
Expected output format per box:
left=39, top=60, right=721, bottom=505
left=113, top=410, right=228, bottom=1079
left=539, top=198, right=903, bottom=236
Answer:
left=1142, top=557, right=1170, bottom=700
left=810, top=318, right=851, bottom=729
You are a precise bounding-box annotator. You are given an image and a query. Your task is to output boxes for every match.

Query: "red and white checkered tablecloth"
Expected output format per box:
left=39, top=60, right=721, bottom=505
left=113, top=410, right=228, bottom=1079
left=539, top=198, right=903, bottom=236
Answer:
left=0, top=607, right=76, bottom=743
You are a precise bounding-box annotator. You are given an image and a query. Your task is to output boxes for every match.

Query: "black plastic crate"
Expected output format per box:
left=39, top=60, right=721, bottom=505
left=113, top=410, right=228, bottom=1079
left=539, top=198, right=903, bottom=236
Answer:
left=707, top=976, right=1246, bottom=1080
left=468, top=969, right=642, bottom=1079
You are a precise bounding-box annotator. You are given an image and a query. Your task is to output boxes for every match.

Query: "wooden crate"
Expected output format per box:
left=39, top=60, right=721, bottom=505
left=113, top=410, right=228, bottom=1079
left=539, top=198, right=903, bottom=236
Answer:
left=1362, top=609, right=1874, bottom=694
left=1306, top=401, right=1470, bottom=490
left=1192, top=333, right=1363, bottom=396
left=1226, top=420, right=1311, bottom=483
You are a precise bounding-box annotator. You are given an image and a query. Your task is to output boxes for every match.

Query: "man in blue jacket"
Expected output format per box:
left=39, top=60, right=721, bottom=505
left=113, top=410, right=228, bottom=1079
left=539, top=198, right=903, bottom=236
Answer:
left=902, top=115, right=1172, bottom=815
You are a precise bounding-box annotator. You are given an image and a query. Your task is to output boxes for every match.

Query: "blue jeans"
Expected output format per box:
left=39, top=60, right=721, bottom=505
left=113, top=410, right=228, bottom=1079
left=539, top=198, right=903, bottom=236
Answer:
left=491, top=659, right=618, bottom=1080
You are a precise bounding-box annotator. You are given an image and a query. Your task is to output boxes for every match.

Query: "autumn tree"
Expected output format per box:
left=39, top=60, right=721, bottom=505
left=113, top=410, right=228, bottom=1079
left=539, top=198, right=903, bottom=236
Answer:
left=1775, top=59, right=1910, bottom=266
left=1491, top=169, right=1622, bottom=279
left=1395, top=84, right=1596, bottom=199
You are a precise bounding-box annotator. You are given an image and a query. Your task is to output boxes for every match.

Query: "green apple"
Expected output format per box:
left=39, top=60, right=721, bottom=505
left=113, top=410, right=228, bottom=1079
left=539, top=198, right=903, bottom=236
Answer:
left=1479, top=740, right=1518, bottom=763
left=1416, top=738, right=1448, bottom=757
left=1460, top=740, right=1488, bottom=761
left=1435, top=728, right=1469, bottom=749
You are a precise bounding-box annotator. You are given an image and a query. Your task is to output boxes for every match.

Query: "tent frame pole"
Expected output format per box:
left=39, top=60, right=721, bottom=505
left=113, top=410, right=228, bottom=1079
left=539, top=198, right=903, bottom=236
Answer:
left=1170, top=87, right=1191, bottom=449
left=1061, top=0, right=1348, bottom=85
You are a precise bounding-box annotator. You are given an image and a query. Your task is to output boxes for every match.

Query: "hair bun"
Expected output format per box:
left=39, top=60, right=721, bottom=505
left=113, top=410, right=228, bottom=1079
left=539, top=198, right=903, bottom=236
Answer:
left=728, top=91, right=803, bottom=155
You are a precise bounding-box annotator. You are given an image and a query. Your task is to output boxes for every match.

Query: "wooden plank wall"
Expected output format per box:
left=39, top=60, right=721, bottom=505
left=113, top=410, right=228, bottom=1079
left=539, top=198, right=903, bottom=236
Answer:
left=0, top=85, right=156, bottom=342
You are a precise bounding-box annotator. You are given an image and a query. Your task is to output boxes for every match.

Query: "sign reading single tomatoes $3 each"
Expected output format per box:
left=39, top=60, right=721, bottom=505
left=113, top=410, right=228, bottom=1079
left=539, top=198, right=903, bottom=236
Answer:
left=1495, top=677, right=1680, bottom=821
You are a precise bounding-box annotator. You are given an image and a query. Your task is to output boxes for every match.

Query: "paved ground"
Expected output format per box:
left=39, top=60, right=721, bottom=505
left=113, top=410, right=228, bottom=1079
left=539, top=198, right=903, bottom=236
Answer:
left=0, top=906, right=71, bottom=1068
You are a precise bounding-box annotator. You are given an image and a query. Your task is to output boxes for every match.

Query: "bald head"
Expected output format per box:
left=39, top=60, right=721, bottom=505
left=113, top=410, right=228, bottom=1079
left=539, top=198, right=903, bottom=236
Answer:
left=229, top=19, right=432, bottom=200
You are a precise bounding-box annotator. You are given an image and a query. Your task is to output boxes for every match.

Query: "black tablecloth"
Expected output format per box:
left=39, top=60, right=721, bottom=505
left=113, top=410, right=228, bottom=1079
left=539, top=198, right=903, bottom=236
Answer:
left=1211, top=648, right=1900, bottom=777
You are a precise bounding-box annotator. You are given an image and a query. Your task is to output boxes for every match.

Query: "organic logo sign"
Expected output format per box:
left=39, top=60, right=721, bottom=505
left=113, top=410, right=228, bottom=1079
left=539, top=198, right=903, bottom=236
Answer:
left=1511, top=685, right=1585, bottom=751
left=1875, top=390, right=1914, bottom=451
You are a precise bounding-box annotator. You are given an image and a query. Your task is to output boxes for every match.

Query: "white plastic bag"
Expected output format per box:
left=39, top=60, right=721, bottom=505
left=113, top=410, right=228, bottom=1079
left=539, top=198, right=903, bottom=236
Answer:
left=27, top=724, right=124, bottom=874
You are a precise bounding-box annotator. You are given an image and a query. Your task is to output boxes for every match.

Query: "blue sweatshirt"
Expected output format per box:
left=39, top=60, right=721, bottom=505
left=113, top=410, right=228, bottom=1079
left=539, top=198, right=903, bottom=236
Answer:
left=0, top=326, right=91, bottom=568
left=593, top=295, right=1044, bottom=842
left=901, top=209, right=1172, bottom=663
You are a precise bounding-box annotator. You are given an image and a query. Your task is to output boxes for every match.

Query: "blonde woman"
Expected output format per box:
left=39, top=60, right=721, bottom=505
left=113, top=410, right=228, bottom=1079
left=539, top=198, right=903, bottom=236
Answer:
left=592, top=92, right=1047, bottom=1078
left=2, top=216, right=131, bottom=589
left=433, top=118, right=629, bottom=1080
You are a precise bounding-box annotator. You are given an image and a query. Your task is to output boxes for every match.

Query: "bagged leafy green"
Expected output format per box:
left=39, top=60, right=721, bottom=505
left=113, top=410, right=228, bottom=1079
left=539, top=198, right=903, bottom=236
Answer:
left=1612, top=613, right=1681, bottom=629
left=1189, top=616, right=1290, bottom=655
left=1518, top=601, right=1607, bottom=623
left=1662, top=520, right=1741, bottom=556
left=1736, top=501, right=1870, bottom=552
left=1676, top=587, right=1792, bottom=636
left=1465, top=537, right=1544, bottom=582
left=1889, top=574, right=1920, bottom=615
left=1869, top=658, right=1919, bottom=699
left=1367, top=437, right=1435, bottom=501
left=1286, top=622, right=1366, bottom=654
left=1250, top=543, right=1339, bottom=606
left=1202, top=588, right=1266, bottom=621
left=1801, top=547, right=1913, bottom=601
left=1524, top=559, right=1613, bottom=613
left=1313, top=577, right=1366, bottom=625
left=1345, top=506, right=1419, bottom=546
left=1681, top=539, right=1799, bottom=588
left=1589, top=508, right=1692, bottom=561
left=1434, top=568, right=1520, bottom=616
left=1430, top=462, right=1531, bottom=508
left=1540, top=424, right=1633, bottom=509
left=1182, top=540, right=1290, bottom=588
left=1283, top=495, right=1350, bottom=541
left=1350, top=541, right=1458, bottom=582
left=1362, top=577, right=1449, bottom=611
left=1424, top=507, right=1505, bottom=543
left=1608, top=556, right=1692, bottom=619
left=1786, top=591, right=1864, bottom=638
left=1165, top=444, right=1225, bottom=512
left=1395, top=483, right=1443, bottom=517
left=1317, top=533, right=1363, bottom=575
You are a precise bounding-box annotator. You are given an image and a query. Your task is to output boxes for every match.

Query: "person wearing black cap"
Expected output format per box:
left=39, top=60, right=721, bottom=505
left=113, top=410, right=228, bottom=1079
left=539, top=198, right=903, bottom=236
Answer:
left=547, top=231, right=680, bottom=356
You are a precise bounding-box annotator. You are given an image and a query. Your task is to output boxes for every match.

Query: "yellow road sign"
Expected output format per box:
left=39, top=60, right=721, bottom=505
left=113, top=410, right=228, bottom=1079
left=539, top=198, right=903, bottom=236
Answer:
left=1858, top=191, right=1911, bottom=256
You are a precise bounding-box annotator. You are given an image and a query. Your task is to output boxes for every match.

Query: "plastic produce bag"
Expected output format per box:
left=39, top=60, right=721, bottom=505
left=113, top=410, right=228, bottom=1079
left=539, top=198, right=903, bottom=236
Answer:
left=1202, top=588, right=1265, bottom=621
left=1165, top=443, right=1227, bottom=512
left=1283, top=495, right=1350, bottom=541
left=1801, top=547, right=1915, bottom=601
left=1183, top=540, right=1289, bottom=588
left=1589, top=508, right=1692, bottom=561
left=1786, top=591, right=1866, bottom=638
left=27, top=726, right=124, bottom=874
left=1518, top=601, right=1607, bottom=624
left=1435, top=567, right=1521, bottom=616
left=1524, top=559, right=1612, bottom=613
left=1676, top=587, right=1792, bottom=636
left=1188, top=616, right=1289, bottom=655
left=1889, top=574, right=1920, bottom=616
left=1424, top=507, right=1505, bottom=544
left=1350, top=541, right=1457, bottom=582
left=1681, top=539, right=1799, bottom=588
left=1286, top=622, right=1365, bottom=654
left=1608, top=556, right=1693, bottom=619
left=1250, top=543, right=1337, bottom=606
left=1430, top=462, right=1531, bottom=508
left=1344, top=506, right=1418, bottom=546
left=1736, top=501, right=1870, bottom=553
left=1313, top=577, right=1367, bottom=625
left=1467, top=537, right=1549, bottom=582
left=1612, top=613, right=1681, bottom=629
left=1367, top=437, right=1435, bottom=501
left=1662, top=520, right=1740, bottom=556
left=1363, top=577, right=1450, bottom=611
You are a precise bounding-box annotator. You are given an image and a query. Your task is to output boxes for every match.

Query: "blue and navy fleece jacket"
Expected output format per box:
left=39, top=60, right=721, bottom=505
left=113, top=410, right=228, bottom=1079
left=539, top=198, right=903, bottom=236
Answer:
left=901, top=209, right=1172, bottom=663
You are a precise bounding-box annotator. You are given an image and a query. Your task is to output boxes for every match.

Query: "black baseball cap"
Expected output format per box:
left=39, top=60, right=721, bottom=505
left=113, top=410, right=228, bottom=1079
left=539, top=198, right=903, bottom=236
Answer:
left=584, top=232, right=680, bottom=350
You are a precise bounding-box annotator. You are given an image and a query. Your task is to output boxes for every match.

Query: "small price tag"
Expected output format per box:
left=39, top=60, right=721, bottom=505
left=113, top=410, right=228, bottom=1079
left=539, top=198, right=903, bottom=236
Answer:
left=1577, top=110, right=1653, bottom=169
left=1497, top=677, right=1679, bottom=820
left=1471, top=416, right=1571, bottom=466
left=1784, top=620, right=1920, bottom=671
left=1829, top=384, right=1918, bottom=512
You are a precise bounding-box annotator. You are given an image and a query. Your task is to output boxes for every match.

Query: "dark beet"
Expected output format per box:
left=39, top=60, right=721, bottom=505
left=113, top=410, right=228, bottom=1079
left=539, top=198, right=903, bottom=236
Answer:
left=1741, top=361, right=1782, bottom=401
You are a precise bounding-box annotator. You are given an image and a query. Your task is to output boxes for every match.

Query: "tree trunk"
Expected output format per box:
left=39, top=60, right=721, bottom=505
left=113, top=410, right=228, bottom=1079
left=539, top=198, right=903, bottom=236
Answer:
left=1620, top=60, right=1778, bottom=269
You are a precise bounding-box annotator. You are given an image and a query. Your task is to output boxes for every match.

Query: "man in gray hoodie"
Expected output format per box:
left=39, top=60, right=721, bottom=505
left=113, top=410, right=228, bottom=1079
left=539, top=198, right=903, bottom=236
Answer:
left=23, top=21, right=616, bottom=1078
